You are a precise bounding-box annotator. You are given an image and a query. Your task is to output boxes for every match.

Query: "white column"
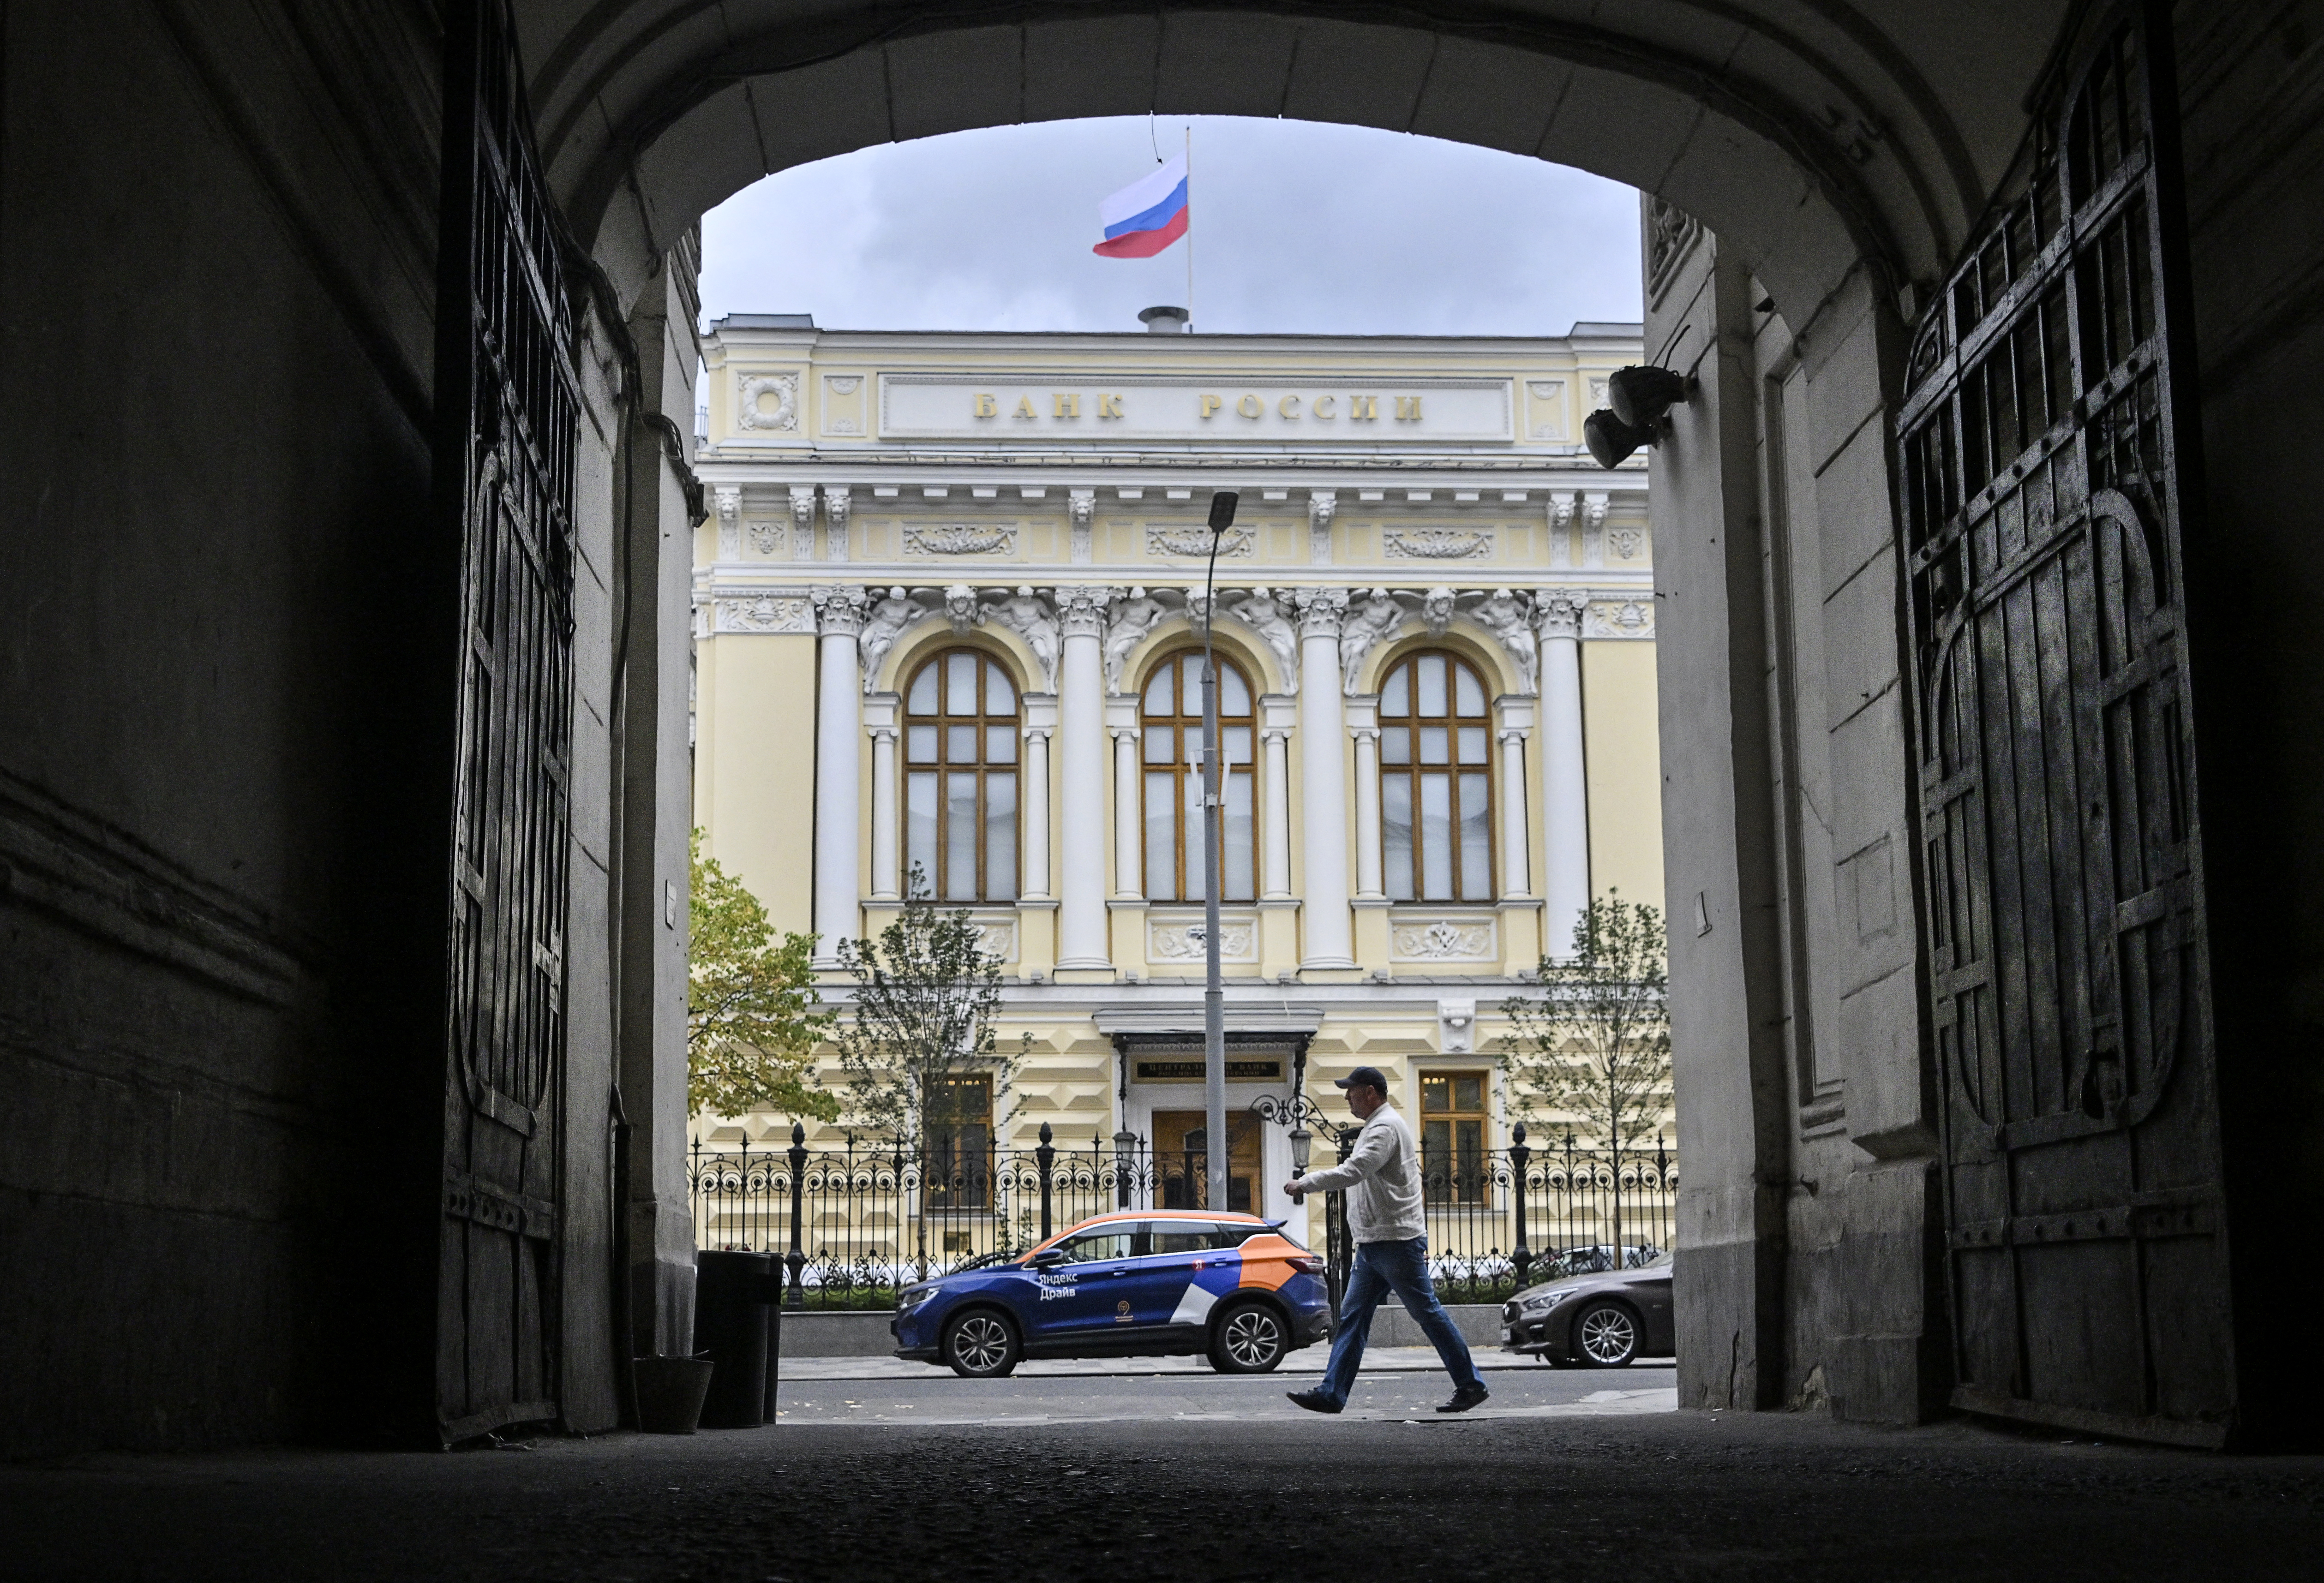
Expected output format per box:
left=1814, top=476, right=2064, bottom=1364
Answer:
left=1498, top=725, right=1533, bottom=899
left=869, top=724, right=899, bottom=902
left=1021, top=726, right=1052, bottom=900
left=1112, top=725, right=1143, bottom=898
left=1538, top=591, right=1591, bottom=957
left=1262, top=727, right=1294, bottom=899
left=811, top=586, right=867, bottom=964
left=1056, top=587, right=1114, bottom=968
left=1351, top=725, right=1384, bottom=899
left=1294, top=589, right=1355, bottom=969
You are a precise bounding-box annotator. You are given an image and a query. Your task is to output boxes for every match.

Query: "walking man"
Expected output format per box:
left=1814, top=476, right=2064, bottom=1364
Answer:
left=1283, top=1066, right=1490, bottom=1415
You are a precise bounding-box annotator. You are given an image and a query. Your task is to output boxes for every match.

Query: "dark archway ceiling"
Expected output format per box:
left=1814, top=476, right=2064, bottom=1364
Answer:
left=520, top=1, right=2070, bottom=320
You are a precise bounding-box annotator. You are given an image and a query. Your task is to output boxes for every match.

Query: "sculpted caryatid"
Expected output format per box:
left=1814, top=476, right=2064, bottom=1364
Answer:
left=857, top=586, right=928, bottom=693
left=1339, top=588, right=1406, bottom=694
left=983, top=585, right=1061, bottom=691
left=1103, top=586, right=1168, bottom=692
left=1226, top=587, right=1300, bottom=694
left=1468, top=588, right=1538, bottom=693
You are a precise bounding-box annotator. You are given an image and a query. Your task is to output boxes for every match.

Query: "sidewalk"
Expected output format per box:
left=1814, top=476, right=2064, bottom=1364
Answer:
left=780, top=1344, right=1673, bottom=1380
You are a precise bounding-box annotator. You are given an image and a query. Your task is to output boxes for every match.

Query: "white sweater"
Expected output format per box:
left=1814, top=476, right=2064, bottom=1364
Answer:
left=1291, top=1104, right=1428, bottom=1243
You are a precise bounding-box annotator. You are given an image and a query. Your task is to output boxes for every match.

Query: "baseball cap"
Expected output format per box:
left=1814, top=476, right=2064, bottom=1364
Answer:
left=1333, top=1065, right=1391, bottom=1094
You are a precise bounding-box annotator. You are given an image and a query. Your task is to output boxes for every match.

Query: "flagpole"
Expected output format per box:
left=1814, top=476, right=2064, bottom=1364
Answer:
left=1185, top=125, right=1194, bottom=331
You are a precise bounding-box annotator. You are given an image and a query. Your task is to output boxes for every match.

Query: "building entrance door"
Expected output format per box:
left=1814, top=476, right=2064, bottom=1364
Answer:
left=1152, top=1111, right=1260, bottom=1214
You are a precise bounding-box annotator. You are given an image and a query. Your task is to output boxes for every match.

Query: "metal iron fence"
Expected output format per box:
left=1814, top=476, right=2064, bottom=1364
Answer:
left=690, top=1121, right=1675, bottom=1311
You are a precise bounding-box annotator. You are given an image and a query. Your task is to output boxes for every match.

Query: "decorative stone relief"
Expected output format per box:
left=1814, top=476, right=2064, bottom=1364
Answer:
left=965, top=913, right=1018, bottom=961
left=1150, top=526, right=1252, bottom=558
left=1419, top=586, right=1457, bottom=637
left=1645, top=196, right=1705, bottom=306
left=1609, top=527, right=1644, bottom=560
left=1103, top=587, right=1168, bottom=691
left=1223, top=588, right=1299, bottom=695
left=747, top=519, right=783, bottom=556
left=1438, top=997, right=1478, bottom=1053
left=810, top=585, right=867, bottom=637
left=738, top=371, right=799, bottom=431
left=1308, top=490, right=1337, bottom=565
left=904, top=524, right=1017, bottom=556
left=1537, top=590, right=1587, bottom=640
left=1057, top=585, right=1118, bottom=639
left=1293, top=586, right=1348, bottom=639
left=1149, top=915, right=1258, bottom=962
left=823, top=374, right=863, bottom=435
left=1068, top=489, right=1095, bottom=565
left=1390, top=916, right=1498, bottom=962
left=713, top=594, right=814, bottom=633
left=1527, top=380, right=1568, bottom=440
left=1339, top=588, right=1406, bottom=694
left=942, top=584, right=983, bottom=634
left=1469, top=588, right=1538, bottom=693
left=714, top=486, right=741, bottom=559
left=1384, top=528, right=1493, bottom=560
left=857, top=586, right=931, bottom=692
left=826, top=486, right=851, bottom=533
left=982, top=586, right=1061, bottom=690
left=1584, top=597, right=1656, bottom=639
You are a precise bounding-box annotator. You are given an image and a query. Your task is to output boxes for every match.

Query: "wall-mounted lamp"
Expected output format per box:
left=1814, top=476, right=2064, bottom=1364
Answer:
left=1583, top=364, right=1696, bottom=467
left=1585, top=409, right=1658, bottom=468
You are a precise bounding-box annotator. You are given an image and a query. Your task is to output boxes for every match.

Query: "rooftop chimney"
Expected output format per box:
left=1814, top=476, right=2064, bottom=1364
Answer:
left=1138, top=305, right=1191, bottom=334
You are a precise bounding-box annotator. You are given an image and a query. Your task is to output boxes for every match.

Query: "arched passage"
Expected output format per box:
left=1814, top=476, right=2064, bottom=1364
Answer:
left=534, top=2, right=2058, bottom=331
left=15, top=0, right=2324, bottom=1460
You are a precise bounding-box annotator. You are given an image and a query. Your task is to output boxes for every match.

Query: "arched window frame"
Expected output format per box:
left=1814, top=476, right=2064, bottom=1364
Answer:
left=1378, top=649, right=1496, bottom=903
left=902, top=647, right=1021, bottom=903
left=1139, top=650, right=1257, bottom=902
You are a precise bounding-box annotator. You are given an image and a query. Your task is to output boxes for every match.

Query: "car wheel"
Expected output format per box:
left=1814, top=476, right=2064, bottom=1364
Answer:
left=1573, top=1301, right=1640, bottom=1367
left=942, top=1309, right=1020, bottom=1378
left=1208, top=1301, right=1288, bottom=1374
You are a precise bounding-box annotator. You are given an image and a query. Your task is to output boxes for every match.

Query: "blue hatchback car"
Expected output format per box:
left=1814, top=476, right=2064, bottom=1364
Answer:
left=892, top=1211, right=1333, bottom=1377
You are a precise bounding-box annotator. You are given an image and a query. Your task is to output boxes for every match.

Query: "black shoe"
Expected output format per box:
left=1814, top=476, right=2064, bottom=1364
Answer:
left=1437, top=1383, right=1491, bottom=1414
left=1286, top=1389, right=1343, bottom=1415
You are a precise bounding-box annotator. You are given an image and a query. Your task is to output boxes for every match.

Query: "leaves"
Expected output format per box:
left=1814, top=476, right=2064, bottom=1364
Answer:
left=1500, top=890, right=1672, bottom=1151
left=832, top=865, right=1022, bottom=1147
left=687, top=830, right=839, bottom=1120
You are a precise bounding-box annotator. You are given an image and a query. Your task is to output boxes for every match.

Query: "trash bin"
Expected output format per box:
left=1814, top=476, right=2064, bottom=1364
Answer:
left=693, top=1249, right=779, bottom=1428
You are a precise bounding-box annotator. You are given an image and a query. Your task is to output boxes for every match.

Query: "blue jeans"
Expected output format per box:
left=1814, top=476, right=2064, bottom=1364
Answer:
left=1315, top=1236, right=1484, bottom=1406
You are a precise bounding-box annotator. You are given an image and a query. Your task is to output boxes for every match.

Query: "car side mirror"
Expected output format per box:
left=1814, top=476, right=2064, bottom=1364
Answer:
left=1030, top=1246, right=1067, bottom=1267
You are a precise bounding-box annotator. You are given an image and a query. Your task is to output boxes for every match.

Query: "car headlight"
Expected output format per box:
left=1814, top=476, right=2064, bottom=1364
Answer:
left=1520, top=1287, right=1576, bottom=1313
left=898, top=1285, right=944, bottom=1314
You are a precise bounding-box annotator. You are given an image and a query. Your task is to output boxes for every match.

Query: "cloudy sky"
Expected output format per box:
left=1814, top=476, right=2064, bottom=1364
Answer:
left=699, top=115, right=1641, bottom=338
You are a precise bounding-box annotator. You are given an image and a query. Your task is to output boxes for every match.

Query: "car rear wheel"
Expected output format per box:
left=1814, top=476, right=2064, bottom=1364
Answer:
left=1573, top=1301, right=1640, bottom=1367
left=942, top=1309, right=1020, bottom=1378
left=1208, top=1301, right=1288, bottom=1374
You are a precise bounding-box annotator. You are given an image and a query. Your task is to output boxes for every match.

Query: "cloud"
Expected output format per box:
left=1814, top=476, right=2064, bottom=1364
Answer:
left=699, top=115, right=1641, bottom=336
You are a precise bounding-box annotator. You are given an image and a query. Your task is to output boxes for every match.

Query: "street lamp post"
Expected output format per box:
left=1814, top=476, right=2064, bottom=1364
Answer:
left=1200, top=490, right=1238, bottom=1214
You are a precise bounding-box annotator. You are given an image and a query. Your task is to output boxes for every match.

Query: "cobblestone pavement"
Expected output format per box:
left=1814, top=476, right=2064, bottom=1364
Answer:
left=6, top=1400, right=2322, bottom=1582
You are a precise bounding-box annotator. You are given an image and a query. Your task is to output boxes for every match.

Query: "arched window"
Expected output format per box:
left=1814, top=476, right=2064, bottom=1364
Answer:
left=1379, top=651, right=1494, bottom=902
left=1141, top=651, right=1255, bottom=902
left=904, top=650, right=1018, bottom=902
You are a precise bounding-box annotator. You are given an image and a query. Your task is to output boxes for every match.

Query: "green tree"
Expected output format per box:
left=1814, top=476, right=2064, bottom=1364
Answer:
left=832, top=866, right=1022, bottom=1148
left=687, top=830, right=837, bottom=1121
left=1500, top=890, right=1672, bottom=1153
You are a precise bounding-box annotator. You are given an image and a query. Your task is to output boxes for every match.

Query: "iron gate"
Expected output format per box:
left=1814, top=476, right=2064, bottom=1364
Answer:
left=431, top=0, right=578, bottom=1445
left=1898, top=9, right=2231, bottom=1444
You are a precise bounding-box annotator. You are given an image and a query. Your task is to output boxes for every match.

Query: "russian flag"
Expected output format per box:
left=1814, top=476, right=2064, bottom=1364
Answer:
left=1094, top=153, right=1188, bottom=258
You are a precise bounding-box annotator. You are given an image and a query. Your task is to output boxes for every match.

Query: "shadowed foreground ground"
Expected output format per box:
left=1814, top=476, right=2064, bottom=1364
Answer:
left=6, top=1409, right=2321, bottom=1581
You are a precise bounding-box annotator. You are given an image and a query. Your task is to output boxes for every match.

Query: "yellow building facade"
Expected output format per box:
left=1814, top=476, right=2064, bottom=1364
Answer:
left=690, top=314, right=1660, bottom=1248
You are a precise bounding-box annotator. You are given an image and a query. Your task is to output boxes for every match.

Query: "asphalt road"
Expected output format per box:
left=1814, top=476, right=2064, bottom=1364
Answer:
left=775, top=1346, right=1678, bottom=1424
